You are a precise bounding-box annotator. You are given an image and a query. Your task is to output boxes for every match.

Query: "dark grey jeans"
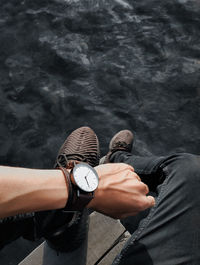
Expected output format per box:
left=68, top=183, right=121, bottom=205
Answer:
left=110, top=152, right=200, bottom=265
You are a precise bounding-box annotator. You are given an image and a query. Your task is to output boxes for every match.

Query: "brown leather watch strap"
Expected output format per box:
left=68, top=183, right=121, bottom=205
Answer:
left=67, top=188, right=94, bottom=211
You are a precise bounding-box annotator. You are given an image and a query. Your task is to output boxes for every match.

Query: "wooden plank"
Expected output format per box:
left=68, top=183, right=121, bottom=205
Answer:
left=87, top=212, right=128, bottom=265
left=98, top=232, right=131, bottom=265
left=18, top=243, right=44, bottom=265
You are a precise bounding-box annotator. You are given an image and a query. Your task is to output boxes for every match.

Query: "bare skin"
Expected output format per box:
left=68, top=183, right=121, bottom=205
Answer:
left=0, top=164, right=155, bottom=219
left=0, top=166, right=68, bottom=218
left=88, top=163, right=155, bottom=219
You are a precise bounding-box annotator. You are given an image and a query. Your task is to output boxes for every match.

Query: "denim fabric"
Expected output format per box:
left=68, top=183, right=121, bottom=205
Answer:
left=111, top=152, right=200, bottom=265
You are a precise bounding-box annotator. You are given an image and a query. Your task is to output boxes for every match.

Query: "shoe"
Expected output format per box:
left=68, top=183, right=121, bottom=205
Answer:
left=100, top=130, right=134, bottom=164
left=55, top=126, right=100, bottom=168
left=35, top=126, right=100, bottom=252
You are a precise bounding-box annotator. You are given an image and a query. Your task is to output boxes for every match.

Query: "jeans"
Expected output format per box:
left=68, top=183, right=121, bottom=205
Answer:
left=110, top=152, right=200, bottom=265
left=41, top=237, right=88, bottom=265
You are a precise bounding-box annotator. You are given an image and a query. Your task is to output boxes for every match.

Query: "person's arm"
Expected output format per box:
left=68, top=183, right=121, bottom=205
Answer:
left=0, top=163, right=155, bottom=219
left=0, top=166, right=68, bottom=219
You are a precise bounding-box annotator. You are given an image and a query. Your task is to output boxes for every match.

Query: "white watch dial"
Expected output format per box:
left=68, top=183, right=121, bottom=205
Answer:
left=73, top=163, right=99, bottom=192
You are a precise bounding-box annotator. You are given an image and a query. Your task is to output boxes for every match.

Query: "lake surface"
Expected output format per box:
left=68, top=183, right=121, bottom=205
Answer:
left=0, top=0, right=200, bottom=263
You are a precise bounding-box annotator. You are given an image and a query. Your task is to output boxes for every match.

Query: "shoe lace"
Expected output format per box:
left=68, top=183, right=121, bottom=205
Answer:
left=54, top=153, right=87, bottom=168
left=111, top=141, right=132, bottom=151
left=0, top=213, right=34, bottom=224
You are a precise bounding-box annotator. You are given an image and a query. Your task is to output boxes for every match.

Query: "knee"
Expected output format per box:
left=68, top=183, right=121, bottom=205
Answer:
left=177, top=153, right=200, bottom=174
left=159, top=153, right=200, bottom=208
left=170, top=153, right=200, bottom=188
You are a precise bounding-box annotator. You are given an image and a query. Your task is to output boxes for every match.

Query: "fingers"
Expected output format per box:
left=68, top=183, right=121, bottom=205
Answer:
left=95, top=163, right=134, bottom=172
left=139, top=182, right=149, bottom=194
left=143, top=195, right=155, bottom=209
left=120, top=196, right=155, bottom=219
left=117, top=163, right=135, bottom=172
left=127, top=173, right=148, bottom=193
left=137, top=188, right=155, bottom=211
left=127, top=171, right=141, bottom=182
left=94, top=162, right=156, bottom=220
left=147, top=195, right=155, bottom=206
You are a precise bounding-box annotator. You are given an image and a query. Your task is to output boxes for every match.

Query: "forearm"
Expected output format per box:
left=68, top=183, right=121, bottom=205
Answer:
left=0, top=166, right=68, bottom=218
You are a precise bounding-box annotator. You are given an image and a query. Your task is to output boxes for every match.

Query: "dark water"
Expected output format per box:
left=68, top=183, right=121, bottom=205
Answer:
left=1, top=0, right=200, bottom=263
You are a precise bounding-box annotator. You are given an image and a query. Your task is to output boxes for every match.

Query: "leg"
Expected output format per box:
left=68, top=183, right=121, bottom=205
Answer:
left=101, top=130, right=166, bottom=234
left=102, top=130, right=200, bottom=264
left=113, top=153, right=200, bottom=265
left=110, top=151, right=165, bottom=235
left=42, top=236, right=88, bottom=265
left=19, top=235, right=88, bottom=265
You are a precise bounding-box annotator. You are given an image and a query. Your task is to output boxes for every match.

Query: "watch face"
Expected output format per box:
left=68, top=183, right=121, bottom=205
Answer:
left=72, top=163, right=99, bottom=192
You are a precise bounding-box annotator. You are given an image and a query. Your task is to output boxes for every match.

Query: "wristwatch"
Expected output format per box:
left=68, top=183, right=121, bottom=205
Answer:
left=60, top=162, right=99, bottom=211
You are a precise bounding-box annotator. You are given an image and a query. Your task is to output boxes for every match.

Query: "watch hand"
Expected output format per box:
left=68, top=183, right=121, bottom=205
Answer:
left=86, top=170, right=90, bottom=177
left=85, top=176, right=90, bottom=187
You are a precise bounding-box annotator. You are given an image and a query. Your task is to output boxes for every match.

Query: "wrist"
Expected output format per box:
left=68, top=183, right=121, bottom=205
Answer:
left=51, top=169, right=69, bottom=209
left=59, top=162, right=99, bottom=211
left=86, top=180, right=102, bottom=210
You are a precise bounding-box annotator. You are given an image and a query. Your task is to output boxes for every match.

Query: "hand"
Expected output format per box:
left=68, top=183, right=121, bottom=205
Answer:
left=87, top=163, right=155, bottom=219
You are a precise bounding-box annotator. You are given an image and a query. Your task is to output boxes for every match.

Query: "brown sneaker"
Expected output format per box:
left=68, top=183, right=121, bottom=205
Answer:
left=55, top=126, right=100, bottom=168
left=100, top=130, right=134, bottom=164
